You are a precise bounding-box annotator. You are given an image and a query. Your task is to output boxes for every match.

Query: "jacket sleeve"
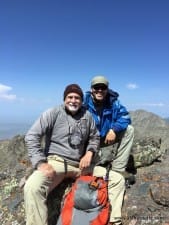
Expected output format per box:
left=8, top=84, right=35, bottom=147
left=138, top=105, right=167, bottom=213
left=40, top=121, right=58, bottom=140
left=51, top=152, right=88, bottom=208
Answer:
left=85, top=111, right=100, bottom=153
left=25, top=108, right=57, bottom=168
left=111, top=100, right=131, bottom=133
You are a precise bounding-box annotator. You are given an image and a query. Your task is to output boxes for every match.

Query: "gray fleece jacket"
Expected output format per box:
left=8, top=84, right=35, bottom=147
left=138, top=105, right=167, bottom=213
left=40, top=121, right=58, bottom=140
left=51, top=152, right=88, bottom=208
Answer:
left=25, top=105, right=100, bottom=168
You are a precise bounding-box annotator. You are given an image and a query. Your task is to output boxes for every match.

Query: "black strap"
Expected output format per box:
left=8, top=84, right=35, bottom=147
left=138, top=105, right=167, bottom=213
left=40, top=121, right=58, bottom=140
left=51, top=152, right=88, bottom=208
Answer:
left=64, top=159, right=68, bottom=175
left=104, top=163, right=112, bottom=181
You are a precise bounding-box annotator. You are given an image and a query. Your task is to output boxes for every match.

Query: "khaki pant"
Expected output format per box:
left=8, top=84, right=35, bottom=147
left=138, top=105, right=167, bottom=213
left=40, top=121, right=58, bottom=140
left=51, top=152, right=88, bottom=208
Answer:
left=24, top=155, right=125, bottom=225
left=99, top=125, right=134, bottom=172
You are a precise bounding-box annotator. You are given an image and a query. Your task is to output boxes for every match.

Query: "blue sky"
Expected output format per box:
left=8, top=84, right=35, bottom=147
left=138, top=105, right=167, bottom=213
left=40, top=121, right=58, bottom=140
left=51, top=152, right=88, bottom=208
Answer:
left=0, top=0, right=169, bottom=124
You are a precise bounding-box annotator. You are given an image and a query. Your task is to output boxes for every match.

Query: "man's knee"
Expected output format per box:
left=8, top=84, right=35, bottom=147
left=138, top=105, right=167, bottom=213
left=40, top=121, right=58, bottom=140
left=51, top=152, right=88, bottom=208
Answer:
left=127, top=125, right=134, bottom=138
left=109, top=171, right=125, bottom=187
left=24, top=171, right=47, bottom=196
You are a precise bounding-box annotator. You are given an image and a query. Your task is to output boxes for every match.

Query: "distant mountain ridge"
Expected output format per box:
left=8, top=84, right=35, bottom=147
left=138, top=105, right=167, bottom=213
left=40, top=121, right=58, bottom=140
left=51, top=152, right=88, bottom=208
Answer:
left=130, top=109, right=169, bottom=150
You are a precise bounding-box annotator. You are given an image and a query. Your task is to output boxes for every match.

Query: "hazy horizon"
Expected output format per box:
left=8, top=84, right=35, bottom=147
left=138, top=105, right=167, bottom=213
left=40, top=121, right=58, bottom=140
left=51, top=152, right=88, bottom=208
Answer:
left=0, top=122, right=31, bottom=140
left=0, top=109, right=169, bottom=140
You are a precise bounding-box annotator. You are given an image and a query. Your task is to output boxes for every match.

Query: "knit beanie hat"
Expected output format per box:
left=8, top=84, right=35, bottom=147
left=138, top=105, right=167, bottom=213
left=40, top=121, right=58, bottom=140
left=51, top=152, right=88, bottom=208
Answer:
left=63, top=84, right=83, bottom=100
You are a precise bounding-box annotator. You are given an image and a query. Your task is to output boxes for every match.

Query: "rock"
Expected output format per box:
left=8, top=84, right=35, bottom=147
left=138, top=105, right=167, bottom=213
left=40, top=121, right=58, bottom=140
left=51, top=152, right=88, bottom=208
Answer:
left=122, top=151, right=169, bottom=225
left=130, top=137, right=162, bottom=168
left=150, top=176, right=169, bottom=207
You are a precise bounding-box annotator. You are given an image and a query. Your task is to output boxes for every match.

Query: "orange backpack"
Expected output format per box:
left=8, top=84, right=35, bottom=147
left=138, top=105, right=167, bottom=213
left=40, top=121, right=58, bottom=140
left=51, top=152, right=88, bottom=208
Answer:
left=57, top=175, right=110, bottom=225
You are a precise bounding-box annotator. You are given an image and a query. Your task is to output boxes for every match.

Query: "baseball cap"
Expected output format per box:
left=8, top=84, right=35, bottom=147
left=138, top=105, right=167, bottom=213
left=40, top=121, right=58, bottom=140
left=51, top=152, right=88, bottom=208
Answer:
left=91, top=76, right=109, bottom=87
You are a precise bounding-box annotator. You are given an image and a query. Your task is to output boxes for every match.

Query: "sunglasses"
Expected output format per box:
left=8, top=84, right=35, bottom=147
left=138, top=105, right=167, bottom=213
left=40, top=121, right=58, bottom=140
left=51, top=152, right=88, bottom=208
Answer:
left=92, top=85, right=107, bottom=91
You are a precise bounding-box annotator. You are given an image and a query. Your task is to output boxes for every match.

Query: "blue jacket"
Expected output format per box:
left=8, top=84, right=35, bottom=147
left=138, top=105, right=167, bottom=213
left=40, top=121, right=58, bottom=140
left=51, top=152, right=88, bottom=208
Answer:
left=83, top=89, right=131, bottom=137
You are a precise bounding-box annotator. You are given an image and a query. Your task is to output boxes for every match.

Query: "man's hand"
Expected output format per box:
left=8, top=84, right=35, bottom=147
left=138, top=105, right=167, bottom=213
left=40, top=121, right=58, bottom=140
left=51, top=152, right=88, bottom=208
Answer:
left=79, top=151, right=93, bottom=170
left=104, top=129, right=116, bottom=144
left=37, top=162, right=56, bottom=179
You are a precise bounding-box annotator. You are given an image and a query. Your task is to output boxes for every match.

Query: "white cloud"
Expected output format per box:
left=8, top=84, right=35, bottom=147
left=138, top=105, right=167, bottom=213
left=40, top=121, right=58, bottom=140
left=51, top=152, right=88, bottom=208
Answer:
left=141, top=103, right=165, bottom=107
left=126, top=83, right=138, bottom=90
left=0, top=83, right=17, bottom=100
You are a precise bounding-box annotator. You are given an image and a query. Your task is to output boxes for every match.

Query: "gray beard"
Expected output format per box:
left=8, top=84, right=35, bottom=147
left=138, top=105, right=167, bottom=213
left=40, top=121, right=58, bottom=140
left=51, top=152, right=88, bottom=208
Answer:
left=66, top=105, right=80, bottom=113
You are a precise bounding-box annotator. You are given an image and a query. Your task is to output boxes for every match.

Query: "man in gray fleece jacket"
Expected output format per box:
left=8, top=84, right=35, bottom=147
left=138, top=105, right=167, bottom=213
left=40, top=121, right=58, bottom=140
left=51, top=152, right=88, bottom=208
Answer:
left=24, top=84, right=100, bottom=225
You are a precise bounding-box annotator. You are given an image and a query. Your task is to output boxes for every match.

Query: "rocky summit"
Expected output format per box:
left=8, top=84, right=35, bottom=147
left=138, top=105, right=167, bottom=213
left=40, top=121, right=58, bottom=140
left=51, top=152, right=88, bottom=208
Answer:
left=0, top=109, right=169, bottom=225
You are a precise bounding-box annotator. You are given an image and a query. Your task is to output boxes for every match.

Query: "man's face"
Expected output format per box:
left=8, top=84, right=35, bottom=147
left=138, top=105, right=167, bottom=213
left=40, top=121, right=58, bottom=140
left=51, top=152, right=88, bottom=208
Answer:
left=91, top=84, right=108, bottom=102
left=64, top=93, right=82, bottom=114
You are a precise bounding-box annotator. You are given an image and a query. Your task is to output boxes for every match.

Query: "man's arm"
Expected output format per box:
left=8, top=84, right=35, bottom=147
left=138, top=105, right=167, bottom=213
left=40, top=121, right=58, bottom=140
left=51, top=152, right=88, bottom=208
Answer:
left=25, top=108, right=57, bottom=168
left=111, top=100, right=131, bottom=133
left=79, top=111, right=100, bottom=169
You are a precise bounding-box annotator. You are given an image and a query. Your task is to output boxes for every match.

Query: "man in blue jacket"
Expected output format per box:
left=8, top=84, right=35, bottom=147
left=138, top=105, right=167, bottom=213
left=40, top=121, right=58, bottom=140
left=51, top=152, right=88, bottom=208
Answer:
left=84, top=75, right=134, bottom=225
